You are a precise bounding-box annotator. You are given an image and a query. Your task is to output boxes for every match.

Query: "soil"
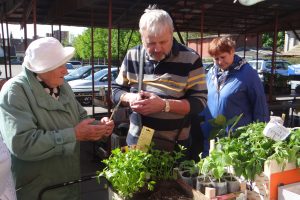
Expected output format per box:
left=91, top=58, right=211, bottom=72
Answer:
left=131, top=180, right=193, bottom=200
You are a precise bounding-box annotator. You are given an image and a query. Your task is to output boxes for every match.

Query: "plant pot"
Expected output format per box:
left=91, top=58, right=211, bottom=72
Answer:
left=226, top=178, right=240, bottom=193
left=108, top=179, right=194, bottom=200
left=223, top=174, right=240, bottom=193
left=212, top=180, right=228, bottom=196
left=196, top=175, right=213, bottom=194
left=179, top=170, right=197, bottom=188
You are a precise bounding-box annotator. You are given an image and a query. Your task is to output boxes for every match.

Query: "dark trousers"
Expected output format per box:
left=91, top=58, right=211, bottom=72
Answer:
left=189, top=114, right=205, bottom=162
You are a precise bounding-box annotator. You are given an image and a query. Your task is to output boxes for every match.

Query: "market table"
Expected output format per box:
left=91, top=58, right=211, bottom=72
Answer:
left=268, top=93, right=300, bottom=127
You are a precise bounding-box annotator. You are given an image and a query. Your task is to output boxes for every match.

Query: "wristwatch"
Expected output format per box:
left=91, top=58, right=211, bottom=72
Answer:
left=163, top=99, right=170, bottom=112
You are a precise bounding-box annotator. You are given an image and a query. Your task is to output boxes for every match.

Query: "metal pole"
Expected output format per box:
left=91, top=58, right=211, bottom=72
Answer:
left=59, top=24, right=62, bottom=42
left=91, top=9, right=95, bottom=116
left=256, top=33, right=259, bottom=69
left=243, top=34, right=246, bottom=59
left=200, top=5, right=205, bottom=58
left=108, top=0, right=112, bottom=114
left=1, top=20, right=7, bottom=78
left=107, top=0, right=113, bottom=155
left=5, top=21, right=12, bottom=78
left=269, top=12, right=279, bottom=103
left=32, top=0, right=37, bottom=39
left=117, top=28, right=120, bottom=68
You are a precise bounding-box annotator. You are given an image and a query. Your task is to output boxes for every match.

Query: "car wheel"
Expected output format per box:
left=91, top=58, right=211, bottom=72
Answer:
left=76, top=96, right=92, bottom=106
left=81, top=96, right=92, bottom=106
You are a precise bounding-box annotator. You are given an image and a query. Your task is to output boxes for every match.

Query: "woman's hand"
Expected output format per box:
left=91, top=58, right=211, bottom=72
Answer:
left=75, top=118, right=114, bottom=141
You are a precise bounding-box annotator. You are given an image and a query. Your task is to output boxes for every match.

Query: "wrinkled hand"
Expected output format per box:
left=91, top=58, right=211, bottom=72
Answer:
left=75, top=118, right=114, bottom=141
left=130, top=91, right=165, bottom=115
left=100, top=117, right=115, bottom=136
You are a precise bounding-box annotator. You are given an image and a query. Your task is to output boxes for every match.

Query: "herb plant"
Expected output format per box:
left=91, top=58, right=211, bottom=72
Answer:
left=97, top=145, right=185, bottom=199
left=97, top=148, right=154, bottom=199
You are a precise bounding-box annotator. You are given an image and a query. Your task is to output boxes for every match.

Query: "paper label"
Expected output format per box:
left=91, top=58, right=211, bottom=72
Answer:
left=136, top=126, right=154, bottom=152
left=263, top=122, right=290, bottom=141
left=269, top=116, right=284, bottom=125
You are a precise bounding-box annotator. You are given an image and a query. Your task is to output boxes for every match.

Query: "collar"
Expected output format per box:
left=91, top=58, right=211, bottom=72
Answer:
left=24, top=68, right=72, bottom=111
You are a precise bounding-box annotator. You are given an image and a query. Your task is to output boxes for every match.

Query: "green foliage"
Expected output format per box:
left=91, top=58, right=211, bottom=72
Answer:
left=217, top=122, right=300, bottom=181
left=97, top=148, right=153, bottom=199
left=263, top=73, right=291, bottom=87
left=197, top=150, right=229, bottom=182
left=262, top=31, right=284, bottom=51
left=209, top=114, right=243, bottom=139
left=97, top=145, right=185, bottom=199
left=73, top=28, right=140, bottom=62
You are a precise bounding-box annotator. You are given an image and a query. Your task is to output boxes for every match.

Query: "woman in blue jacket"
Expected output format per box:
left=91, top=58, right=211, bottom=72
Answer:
left=201, top=37, right=269, bottom=155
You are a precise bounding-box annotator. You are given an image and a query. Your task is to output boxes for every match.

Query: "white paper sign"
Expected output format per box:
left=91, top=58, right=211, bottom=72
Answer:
left=269, top=116, right=284, bottom=125
left=263, top=122, right=290, bottom=141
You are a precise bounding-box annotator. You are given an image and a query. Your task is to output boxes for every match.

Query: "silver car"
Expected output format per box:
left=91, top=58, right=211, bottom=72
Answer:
left=69, top=68, right=118, bottom=106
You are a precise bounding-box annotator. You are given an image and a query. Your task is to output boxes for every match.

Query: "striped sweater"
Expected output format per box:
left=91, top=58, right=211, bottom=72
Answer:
left=112, top=39, right=207, bottom=143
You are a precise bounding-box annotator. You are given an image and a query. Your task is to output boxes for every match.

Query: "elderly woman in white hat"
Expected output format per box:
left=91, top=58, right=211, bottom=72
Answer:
left=0, top=37, right=114, bottom=200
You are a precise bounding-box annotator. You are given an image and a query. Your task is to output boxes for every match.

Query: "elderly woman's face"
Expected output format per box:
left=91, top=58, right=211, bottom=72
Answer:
left=212, top=50, right=235, bottom=70
left=37, top=64, right=68, bottom=88
left=141, top=26, right=173, bottom=62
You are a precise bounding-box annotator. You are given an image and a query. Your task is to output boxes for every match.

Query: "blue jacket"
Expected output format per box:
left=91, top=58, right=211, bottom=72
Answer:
left=202, top=55, right=269, bottom=145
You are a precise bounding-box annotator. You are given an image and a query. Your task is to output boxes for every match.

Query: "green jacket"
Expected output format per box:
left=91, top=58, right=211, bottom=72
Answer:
left=0, top=68, right=88, bottom=200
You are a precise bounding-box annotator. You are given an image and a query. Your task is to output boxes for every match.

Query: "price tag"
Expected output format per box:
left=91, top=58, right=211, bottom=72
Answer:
left=269, top=116, right=284, bottom=125
left=263, top=122, right=290, bottom=141
left=136, top=126, right=154, bottom=152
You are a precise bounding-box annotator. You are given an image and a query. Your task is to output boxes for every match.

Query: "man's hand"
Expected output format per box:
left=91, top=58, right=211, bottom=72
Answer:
left=121, top=92, right=144, bottom=106
left=75, top=118, right=115, bottom=141
left=130, top=91, right=165, bottom=115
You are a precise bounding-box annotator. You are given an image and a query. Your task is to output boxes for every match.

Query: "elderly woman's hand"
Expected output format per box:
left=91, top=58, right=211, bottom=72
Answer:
left=100, top=117, right=115, bottom=136
left=74, top=118, right=114, bottom=141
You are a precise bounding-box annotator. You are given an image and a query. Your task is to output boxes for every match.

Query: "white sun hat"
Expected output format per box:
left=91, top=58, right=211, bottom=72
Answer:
left=23, top=37, right=75, bottom=73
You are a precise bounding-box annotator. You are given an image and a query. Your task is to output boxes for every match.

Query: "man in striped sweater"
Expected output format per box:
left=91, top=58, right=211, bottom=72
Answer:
left=112, top=5, right=207, bottom=152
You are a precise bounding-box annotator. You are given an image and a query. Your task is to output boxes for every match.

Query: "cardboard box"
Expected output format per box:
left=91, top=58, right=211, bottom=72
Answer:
left=247, top=159, right=299, bottom=200
left=278, top=182, right=300, bottom=200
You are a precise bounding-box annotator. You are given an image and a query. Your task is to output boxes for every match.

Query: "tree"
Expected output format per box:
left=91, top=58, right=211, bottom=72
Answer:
left=73, top=28, right=140, bottom=63
left=262, top=31, right=284, bottom=51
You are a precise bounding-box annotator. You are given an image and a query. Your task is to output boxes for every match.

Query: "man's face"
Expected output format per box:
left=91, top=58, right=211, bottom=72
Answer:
left=212, top=50, right=235, bottom=70
left=141, top=27, right=173, bottom=62
left=37, top=64, right=68, bottom=88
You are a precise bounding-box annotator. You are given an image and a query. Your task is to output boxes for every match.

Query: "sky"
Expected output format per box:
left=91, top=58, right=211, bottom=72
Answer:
left=2, top=24, right=86, bottom=39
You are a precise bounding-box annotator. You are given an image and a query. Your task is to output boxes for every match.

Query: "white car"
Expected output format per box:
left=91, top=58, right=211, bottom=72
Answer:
left=69, top=68, right=118, bottom=106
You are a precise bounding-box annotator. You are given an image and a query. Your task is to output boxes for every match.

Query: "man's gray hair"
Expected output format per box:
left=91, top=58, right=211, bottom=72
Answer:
left=139, top=5, right=174, bottom=36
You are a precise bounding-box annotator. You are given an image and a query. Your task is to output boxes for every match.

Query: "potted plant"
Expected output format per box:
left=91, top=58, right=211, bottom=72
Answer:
left=97, top=145, right=195, bottom=199
left=177, top=160, right=198, bottom=188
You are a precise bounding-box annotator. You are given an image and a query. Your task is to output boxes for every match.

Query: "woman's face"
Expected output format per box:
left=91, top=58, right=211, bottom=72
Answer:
left=212, top=50, right=235, bottom=70
left=37, top=64, right=68, bottom=88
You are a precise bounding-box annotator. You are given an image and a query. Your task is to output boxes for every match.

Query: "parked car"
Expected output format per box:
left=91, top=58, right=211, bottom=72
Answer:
left=248, top=59, right=300, bottom=90
left=203, top=62, right=214, bottom=73
left=66, top=62, right=75, bottom=73
left=69, top=68, right=118, bottom=106
left=68, top=60, right=82, bottom=68
left=248, top=59, right=291, bottom=77
left=64, top=65, right=108, bottom=82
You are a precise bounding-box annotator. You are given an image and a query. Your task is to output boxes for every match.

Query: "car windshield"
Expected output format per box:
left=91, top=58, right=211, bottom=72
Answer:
left=84, top=69, right=108, bottom=80
left=68, top=67, right=90, bottom=77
